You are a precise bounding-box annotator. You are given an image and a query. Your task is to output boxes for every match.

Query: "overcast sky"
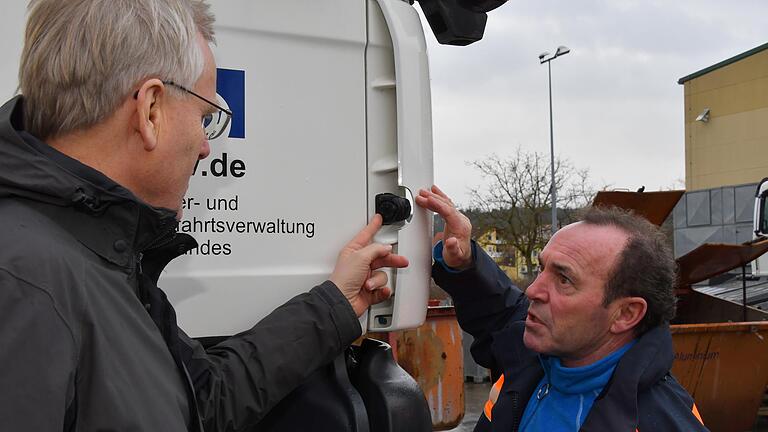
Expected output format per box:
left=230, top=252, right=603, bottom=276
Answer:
left=417, top=0, right=766, bottom=207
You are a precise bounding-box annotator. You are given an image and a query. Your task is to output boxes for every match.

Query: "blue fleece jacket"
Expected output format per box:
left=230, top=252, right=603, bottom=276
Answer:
left=519, top=341, right=636, bottom=431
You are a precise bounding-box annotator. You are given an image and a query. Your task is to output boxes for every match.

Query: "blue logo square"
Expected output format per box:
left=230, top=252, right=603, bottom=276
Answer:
left=216, top=68, right=245, bottom=139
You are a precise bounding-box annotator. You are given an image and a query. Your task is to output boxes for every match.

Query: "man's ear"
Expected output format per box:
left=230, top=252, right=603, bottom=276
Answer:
left=610, top=297, right=647, bottom=334
left=135, top=79, right=166, bottom=151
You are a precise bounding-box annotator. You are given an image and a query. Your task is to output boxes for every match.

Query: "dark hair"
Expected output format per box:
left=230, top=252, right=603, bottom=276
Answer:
left=581, top=206, right=676, bottom=335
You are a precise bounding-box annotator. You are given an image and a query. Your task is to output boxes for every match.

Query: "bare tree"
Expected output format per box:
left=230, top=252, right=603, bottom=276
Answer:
left=466, top=148, right=597, bottom=278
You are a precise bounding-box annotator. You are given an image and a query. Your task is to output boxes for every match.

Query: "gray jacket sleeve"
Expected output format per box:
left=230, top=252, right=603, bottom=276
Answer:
left=0, top=270, right=77, bottom=431
left=178, top=280, right=361, bottom=432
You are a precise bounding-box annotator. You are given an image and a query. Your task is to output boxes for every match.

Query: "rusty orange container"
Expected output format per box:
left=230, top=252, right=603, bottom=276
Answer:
left=370, top=306, right=465, bottom=430
left=671, top=322, right=768, bottom=432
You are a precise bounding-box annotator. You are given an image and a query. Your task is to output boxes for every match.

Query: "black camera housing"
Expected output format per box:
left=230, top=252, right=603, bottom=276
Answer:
left=416, top=0, right=509, bottom=46
left=375, top=193, right=412, bottom=225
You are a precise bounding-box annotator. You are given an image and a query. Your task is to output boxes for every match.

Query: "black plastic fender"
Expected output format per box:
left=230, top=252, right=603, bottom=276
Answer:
left=352, top=339, right=432, bottom=432
left=254, top=354, right=369, bottom=432
left=253, top=338, right=431, bottom=432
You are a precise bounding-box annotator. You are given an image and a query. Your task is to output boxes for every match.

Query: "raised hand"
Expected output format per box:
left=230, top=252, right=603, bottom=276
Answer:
left=330, top=214, right=410, bottom=316
left=415, top=185, right=473, bottom=270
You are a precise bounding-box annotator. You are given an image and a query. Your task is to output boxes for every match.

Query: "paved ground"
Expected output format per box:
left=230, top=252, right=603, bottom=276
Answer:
left=444, top=382, right=490, bottom=432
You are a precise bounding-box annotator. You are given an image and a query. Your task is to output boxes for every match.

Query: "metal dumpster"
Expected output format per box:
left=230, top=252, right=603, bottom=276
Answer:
left=671, top=322, right=768, bottom=432
left=594, top=190, right=768, bottom=431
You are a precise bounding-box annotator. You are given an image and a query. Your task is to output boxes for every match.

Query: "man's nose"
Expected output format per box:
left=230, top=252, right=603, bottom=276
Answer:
left=199, top=139, right=211, bottom=160
left=525, top=275, right=548, bottom=303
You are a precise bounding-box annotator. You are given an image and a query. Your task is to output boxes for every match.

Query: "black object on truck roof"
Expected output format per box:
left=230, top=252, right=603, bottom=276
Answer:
left=415, top=0, right=509, bottom=46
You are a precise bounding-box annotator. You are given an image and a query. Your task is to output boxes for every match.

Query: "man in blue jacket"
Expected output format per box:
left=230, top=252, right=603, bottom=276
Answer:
left=416, top=186, right=708, bottom=432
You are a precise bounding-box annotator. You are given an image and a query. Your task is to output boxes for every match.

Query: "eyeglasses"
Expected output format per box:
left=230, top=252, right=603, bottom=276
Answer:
left=133, top=81, right=233, bottom=140
left=162, top=81, right=233, bottom=140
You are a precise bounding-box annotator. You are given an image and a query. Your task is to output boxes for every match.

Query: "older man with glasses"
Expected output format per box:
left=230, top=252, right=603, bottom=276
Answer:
left=0, top=1, right=406, bottom=431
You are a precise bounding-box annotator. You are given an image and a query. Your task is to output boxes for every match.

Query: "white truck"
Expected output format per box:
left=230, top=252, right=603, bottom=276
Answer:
left=160, top=0, right=506, bottom=338
left=754, top=178, right=768, bottom=275
left=1, top=0, right=507, bottom=430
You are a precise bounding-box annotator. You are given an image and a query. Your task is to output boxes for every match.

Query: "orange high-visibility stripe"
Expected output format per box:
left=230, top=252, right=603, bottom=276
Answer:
left=483, top=399, right=494, bottom=421
left=483, top=374, right=505, bottom=421
left=482, top=377, right=705, bottom=428
left=635, top=403, right=703, bottom=431
left=481, top=374, right=705, bottom=429
left=692, top=403, right=703, bottom=424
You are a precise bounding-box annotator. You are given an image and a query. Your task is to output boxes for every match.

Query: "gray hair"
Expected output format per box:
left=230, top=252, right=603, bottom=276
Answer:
left=20, top=0, right=215, bottom=140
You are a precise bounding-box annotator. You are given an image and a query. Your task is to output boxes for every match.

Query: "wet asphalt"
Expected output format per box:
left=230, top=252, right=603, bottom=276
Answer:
left=443, top=382, right=490, bottom=432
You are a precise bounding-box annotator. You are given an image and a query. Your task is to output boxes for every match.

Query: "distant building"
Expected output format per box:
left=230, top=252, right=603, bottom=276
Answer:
left=476, top=228, right=515, bottom=278
left=674, top=43, right=768, bottom=258
left=476, top=228, right=542, bottom=281
left=678, top=42, right=768, bottom=190
left=434, top=213, right=546, bottom=281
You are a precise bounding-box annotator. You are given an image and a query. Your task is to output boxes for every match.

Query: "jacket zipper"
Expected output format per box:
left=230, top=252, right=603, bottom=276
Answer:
left=136, top=252, right=144, bottom=275
left=142, top=225, right=179, bottom=252
left=133, top=228, right=203, bottom=431
left=134, top=226, right=176, bottom=299
left=135, top=225, right=178, bottom=277
left=511, top=392, right=520, bottom=431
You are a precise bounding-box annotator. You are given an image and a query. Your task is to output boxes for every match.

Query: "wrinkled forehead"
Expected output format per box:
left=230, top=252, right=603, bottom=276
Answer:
left=542, top=222, right=630, bottom=280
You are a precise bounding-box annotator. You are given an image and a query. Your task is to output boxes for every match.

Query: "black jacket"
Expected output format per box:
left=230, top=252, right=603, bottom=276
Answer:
left=433, top=242, right=709, bottom=432
left=0, top=96, right=362, bottom=431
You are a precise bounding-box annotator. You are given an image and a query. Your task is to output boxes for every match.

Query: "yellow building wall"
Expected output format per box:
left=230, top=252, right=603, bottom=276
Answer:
left=683, top=48, right=768, bottom=190
left=477, top=229, right=544, bottom=282
left=476, top=229, right=519, bottom=280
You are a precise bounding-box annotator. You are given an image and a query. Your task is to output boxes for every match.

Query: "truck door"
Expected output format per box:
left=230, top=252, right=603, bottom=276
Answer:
left=162, top=0, right=433, bottom=337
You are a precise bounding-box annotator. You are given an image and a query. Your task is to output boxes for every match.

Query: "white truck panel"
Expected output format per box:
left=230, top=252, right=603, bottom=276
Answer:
left=367, top=0, right=433, bottom=331
left=0, top=0, right=433, bottom=338
left=0, top=4, right=25, bottom=101
left=163, top=0, right=370, bottom=336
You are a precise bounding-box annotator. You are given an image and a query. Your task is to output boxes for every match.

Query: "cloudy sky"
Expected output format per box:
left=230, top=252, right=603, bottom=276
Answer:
left=417, top=0, right=766, bottom=206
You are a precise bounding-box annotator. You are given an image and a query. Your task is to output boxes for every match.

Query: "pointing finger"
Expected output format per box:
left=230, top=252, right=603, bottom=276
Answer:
left=348, top=214, right=383, bottom=248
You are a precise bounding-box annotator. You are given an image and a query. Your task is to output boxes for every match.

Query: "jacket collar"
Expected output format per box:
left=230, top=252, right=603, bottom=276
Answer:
left=580, top=324, right=674, bottom=431
left=492, top=322, right=543, bottom=432
left=493, top=322, right=673, bottom=431
left=540, top=340, right=636, bottom=395
left=0, top=96, right=179, bottom=267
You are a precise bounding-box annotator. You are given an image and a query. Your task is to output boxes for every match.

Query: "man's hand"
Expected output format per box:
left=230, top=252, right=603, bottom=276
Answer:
left=415, top=185, right=473, bottom=270
left=330, top=214, right=409, bottom=316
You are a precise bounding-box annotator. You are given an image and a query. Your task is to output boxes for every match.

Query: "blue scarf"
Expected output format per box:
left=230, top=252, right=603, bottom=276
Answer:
left=519, top=341, right=636, bottom=431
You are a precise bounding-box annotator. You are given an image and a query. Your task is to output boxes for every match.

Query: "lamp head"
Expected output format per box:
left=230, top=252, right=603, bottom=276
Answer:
left=555, top=46, right=571, bottom=56
left=539, top=51, right=551, bottom=63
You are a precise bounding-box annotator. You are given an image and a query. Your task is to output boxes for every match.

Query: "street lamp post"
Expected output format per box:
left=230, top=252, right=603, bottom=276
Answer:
left=538, top=46, right=570, bottom=235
